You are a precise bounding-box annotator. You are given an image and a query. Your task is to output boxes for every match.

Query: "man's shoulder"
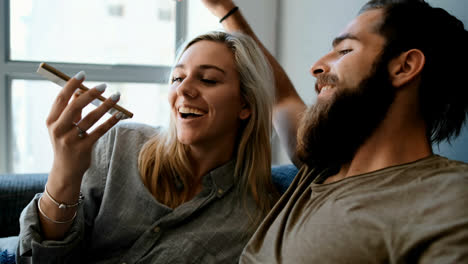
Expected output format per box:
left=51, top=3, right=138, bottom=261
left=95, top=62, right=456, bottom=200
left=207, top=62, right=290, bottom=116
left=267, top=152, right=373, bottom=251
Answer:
left=416, top=155, right=468, bottom=180
left=430, top=154, right=468, bottom=167
left=402, top=156, right=468, bottom=214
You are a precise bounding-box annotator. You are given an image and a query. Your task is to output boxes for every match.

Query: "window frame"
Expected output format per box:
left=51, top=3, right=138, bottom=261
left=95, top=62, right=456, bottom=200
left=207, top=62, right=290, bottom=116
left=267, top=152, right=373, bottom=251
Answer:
left=0, top=0, right=187, bottom=173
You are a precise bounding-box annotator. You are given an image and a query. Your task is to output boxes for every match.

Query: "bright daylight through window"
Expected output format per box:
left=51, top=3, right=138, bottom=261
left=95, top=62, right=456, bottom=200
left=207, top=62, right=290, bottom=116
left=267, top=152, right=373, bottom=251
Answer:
left=2, top=0, right=180, bottom=173
left=10, top=0, right=176, bottom=65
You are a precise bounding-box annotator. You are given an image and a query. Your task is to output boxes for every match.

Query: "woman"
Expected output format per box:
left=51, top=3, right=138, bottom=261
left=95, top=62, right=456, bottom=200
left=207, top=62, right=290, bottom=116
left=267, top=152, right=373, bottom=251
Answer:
left=17, top=31, right=279, bottom=263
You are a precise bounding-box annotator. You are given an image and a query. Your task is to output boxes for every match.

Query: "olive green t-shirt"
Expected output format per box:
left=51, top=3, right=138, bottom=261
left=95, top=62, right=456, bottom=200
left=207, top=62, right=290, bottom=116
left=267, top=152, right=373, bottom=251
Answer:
left=240, top=155, right=468, bottom=263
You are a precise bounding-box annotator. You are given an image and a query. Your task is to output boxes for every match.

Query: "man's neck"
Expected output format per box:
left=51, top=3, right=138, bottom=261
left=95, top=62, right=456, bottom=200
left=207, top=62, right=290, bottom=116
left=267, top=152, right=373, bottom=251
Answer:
left=324, top=94, right=433, bottom=184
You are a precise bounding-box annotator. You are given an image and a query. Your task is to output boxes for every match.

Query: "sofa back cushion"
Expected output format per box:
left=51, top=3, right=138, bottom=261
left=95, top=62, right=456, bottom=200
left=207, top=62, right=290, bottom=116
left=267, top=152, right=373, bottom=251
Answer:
left=0, top=174, right=48, bottom=237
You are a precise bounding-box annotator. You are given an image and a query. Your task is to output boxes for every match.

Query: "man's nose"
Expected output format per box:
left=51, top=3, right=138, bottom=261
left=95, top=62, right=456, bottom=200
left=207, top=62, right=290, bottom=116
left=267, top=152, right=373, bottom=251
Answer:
left=309, top=54, right=331, bottom=77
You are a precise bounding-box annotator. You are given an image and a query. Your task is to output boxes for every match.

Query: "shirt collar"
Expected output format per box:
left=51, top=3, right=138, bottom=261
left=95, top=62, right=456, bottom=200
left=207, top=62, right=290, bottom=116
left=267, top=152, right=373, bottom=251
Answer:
left=203, top=159, right=236, bottom=197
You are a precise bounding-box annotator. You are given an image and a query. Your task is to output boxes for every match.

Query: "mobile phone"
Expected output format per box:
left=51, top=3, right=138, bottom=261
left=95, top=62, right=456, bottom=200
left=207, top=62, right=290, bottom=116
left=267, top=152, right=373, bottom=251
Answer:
left=36, top=62, right=133, bottom=119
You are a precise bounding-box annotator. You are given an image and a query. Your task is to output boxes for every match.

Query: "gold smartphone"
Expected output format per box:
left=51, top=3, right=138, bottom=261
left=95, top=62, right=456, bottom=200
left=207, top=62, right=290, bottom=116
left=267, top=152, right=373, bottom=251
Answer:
left=36, top=62, right=133, bottom=119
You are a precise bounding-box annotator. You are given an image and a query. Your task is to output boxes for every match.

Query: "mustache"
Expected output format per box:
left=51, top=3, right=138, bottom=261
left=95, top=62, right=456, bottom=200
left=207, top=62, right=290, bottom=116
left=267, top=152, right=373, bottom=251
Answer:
left=314, top=74, right=339, bottom=94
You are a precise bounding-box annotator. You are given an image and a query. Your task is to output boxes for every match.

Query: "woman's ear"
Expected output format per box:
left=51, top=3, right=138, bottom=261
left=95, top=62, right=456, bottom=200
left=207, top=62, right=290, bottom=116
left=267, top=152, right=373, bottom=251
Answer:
left=239, top=101, right=251, bottom=120
left=388, top=49, right=425, bottom=88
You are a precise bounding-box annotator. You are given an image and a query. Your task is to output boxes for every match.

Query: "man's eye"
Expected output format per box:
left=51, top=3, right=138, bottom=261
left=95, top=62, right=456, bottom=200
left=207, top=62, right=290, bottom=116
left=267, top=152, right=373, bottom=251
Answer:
left=172, top=77, right=183, bottom=83
left=201, top=79, right=217, bottom=84
left=339, top=49, right=352, bottom=55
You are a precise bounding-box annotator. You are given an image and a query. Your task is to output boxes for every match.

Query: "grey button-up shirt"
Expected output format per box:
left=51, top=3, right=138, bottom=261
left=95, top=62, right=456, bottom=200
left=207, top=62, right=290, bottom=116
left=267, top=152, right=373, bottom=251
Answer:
left=17, top=123, right=257, bottom=263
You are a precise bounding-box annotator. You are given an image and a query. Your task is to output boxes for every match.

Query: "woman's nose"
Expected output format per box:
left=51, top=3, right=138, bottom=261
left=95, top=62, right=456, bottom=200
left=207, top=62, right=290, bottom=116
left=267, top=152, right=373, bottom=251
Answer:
left=176, top=78, right=199, bottom=98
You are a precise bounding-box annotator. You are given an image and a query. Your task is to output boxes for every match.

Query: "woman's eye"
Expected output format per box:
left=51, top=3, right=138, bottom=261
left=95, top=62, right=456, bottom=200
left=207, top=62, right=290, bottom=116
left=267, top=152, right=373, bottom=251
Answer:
left=171, top=77, right=183, bottom=83
left=339, top=49, right=352, bottom=55
left=201, top=79, right=217, bottom=84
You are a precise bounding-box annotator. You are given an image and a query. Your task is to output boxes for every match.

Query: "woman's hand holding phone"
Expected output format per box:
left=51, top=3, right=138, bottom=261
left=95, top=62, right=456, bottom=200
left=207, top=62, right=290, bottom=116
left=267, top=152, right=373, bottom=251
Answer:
left=40, top=71, right=123, bottom=239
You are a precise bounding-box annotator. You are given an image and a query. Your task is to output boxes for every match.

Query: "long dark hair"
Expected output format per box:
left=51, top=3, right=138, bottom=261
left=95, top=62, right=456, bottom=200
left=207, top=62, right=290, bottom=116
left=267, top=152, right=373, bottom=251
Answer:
left=360, top=0, right=468, bottom=144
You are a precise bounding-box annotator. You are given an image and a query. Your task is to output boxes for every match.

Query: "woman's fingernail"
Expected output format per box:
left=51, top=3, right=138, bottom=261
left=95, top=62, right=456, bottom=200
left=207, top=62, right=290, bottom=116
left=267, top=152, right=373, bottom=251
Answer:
left=116, top=112, right=124, bottom=120
left=110, top=92, right=121, bottom=102
left=95, top=83, right=107, bottom=92
left=74, top=71, right=86, bottom=80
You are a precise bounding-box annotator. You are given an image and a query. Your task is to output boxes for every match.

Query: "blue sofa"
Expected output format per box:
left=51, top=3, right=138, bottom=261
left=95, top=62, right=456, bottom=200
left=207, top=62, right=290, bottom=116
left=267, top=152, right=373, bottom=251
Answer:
left=0, top=165, right=299, bottom=262
left=0, top=173, right=49, bottom=263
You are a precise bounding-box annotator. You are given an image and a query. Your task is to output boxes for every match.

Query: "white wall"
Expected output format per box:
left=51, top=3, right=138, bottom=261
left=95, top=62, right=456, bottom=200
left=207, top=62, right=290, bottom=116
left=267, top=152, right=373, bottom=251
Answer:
left=187, top=0, right=278, bottom=53
left=275, top=0, right=468, bottom=164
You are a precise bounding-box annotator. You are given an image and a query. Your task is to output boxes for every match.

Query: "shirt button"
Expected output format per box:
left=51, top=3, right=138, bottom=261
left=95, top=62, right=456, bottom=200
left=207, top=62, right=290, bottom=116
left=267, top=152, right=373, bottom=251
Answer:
left=153, top=226, right=160, bottom=233
left=217, top=189, right=224, bottom=195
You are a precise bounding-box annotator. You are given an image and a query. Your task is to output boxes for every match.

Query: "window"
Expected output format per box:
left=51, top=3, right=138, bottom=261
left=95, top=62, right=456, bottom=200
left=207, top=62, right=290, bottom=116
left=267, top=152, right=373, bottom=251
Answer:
left=0, top=0, right=198, bottom=173
left=0, top=0, right=287, bottom=172
left=11, top=80, right=170, bottom=173
left=9, top=0, right=178, bottom=65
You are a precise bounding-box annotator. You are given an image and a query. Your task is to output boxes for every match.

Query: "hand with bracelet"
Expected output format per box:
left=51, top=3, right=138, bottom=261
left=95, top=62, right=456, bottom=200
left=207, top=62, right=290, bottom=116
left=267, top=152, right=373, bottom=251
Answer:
left=40, top=71, right=123, bottom=240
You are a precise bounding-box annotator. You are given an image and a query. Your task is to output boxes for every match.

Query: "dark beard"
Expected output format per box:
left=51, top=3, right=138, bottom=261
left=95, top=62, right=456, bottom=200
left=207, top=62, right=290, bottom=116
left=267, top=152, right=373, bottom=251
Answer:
left=296, top=56, right=396, bottom=169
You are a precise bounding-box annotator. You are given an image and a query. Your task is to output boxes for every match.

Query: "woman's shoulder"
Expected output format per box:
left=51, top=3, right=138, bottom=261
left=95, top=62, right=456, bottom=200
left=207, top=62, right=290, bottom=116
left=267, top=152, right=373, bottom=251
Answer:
left=111, top=122, right=162, bottom=140
left=94, top=122, right=164, bottom=154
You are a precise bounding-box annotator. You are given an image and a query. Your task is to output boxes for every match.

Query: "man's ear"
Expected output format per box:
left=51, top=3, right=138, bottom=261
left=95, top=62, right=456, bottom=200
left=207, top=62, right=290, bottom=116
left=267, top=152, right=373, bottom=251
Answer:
left=388, top=49, right=425, bottom=88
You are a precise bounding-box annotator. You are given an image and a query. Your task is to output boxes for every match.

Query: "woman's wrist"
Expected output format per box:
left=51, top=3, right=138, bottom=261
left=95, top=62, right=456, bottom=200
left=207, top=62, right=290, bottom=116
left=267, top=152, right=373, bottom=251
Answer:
left=39, top=193, right=78, bottom=222
left=38, top=195, right=78, bottom=224
left=44, top=184, right=84, bottom=209
left=46, top=169, right=83, bottom=204
left=219, top=6, right=238, bottom=23
left=209, top=1, right=237, bottom=19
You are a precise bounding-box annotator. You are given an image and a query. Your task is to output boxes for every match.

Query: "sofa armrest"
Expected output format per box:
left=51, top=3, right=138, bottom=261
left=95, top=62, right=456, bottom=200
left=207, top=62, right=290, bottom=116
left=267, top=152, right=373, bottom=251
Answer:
left=0, top=173, right=48, bottom=237
left=271, top=164, right=298, bottom=194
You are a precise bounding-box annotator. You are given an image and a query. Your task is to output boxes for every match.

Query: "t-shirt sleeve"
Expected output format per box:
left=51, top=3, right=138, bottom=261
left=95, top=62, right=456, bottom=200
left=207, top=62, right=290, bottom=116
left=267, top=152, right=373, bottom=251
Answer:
left=407, top=171, right=468, bottom=263
left=418, top=224, right=468, bottom=263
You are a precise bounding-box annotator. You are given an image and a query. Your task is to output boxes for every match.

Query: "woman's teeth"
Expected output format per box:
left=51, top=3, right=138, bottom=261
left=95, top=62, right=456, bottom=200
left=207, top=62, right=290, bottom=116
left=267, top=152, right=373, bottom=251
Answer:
left=178, top=106, right=205, bottom=119
left=179, top=106, right=205, bottom=115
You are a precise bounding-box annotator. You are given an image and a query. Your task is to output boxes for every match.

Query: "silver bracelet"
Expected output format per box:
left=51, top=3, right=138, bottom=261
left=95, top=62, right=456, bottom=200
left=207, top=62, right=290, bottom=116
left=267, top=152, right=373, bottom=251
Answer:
left=44, top=184, right=84, bottom=209
left=37, top=195, right=77, bottom=224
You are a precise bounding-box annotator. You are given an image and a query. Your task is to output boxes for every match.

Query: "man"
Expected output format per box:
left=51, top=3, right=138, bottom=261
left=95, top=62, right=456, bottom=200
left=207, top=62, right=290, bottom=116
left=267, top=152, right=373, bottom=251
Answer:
left=202, top=0, right=468, bottom=262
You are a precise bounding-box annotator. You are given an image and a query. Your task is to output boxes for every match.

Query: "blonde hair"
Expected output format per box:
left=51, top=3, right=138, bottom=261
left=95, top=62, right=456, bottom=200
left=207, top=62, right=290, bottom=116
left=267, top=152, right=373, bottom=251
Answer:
left=138, top=31, right=278, bottom=227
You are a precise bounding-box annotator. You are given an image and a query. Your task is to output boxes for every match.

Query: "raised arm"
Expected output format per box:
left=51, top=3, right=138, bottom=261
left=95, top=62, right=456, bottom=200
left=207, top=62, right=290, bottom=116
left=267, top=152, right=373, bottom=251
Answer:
left=201, top=0, right=306, bottom=167
left=40, top=73, right=121, bottom=240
